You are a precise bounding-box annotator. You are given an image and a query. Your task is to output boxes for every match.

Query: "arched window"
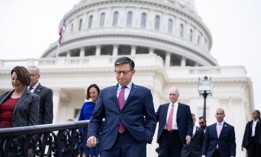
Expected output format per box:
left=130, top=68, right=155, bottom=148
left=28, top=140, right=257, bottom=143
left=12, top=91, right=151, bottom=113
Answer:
left=141, top=13, right=147, bottom=28
left=179, top=23, right=184, bottom=37
left=168, top=19, right=173, bottom=33
left=189, top=29, right=193, bottom=42
left=127, top=11, right=133, bottom=27
left=88, top=15, right=93, bottom=29
left=155, top=15, right=160, bottom=30
left=100, top=13, right=105, bottom=27
left=113, top=11, right=119, bottom=26
left=78, top=19, right=82, bottom=31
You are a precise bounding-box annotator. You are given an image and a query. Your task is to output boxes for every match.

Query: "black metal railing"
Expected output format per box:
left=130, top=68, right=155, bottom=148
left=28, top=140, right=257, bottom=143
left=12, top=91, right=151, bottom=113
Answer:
left=0, top=120, right=98, bottom=157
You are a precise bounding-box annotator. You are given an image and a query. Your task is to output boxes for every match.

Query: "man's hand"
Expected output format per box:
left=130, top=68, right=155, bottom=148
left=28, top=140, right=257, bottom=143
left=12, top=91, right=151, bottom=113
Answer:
left=87, top=136, right=97, bottom=148
left=185, top=135, right=191, bottom=144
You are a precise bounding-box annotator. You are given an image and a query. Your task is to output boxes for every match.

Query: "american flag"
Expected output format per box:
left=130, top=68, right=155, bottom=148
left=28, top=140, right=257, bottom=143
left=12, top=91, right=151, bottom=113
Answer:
left=59, top=19, right=66, bottom=44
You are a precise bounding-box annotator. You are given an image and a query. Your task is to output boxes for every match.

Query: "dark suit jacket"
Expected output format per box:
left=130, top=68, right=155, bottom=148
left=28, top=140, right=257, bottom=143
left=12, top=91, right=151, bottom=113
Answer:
left=33, top=83, right=53, bottom=124
left=181, top=127, right=204, bottom=157
left=202, top=122, right=236, bottom=157
left=242, top=120, right=260, bottom=148
left=0, top=89, right=39, bottom=127
left=156, top=102, right=193, bottom=144
left=87, top=83, right=156, bottom=152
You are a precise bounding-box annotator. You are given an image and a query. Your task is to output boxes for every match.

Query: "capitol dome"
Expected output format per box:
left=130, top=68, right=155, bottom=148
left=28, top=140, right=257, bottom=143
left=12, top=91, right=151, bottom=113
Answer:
left=42, top=0, right=217, bottom=67
left=0, top=1, right=254, bottom=157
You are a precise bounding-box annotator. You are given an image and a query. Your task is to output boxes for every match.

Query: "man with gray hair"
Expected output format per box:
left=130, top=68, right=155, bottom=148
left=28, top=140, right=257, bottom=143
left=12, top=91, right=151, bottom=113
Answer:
left=156, top=87, right=193, bottom=157
left=27, top=65, right=53, bottom=124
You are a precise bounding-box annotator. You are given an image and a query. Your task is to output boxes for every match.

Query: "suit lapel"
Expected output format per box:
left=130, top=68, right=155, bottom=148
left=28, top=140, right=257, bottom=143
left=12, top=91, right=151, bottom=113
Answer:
left=193, top=127, right=200, bottom=138
left=212, top=124, right=219, bottom=139
left=176, top=102, right=181, bottom=121
left=123, top=83, right=137, bottom=110
left=13, top=90, right=29, bottom=114
left=33, top=84, right=41, bottom=94
left=112, top=85, right=119, bottom=110
left=0, top=91, right=13, bottom=104
left=162, top=104, right=168, bottom=125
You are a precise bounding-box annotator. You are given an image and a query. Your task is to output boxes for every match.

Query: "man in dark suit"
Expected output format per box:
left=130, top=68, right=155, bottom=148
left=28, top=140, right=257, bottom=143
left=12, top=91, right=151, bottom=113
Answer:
left=181, top=113, right=204, bottom=157
left=27, top=66, right=53, bottom=124
left=156, top=87, right=193, bottom=157
left=241, top=110, right=261, bottom=157
left=87, top=57, right=156, bottom=157
left=201, top=108, right=236, bottom=157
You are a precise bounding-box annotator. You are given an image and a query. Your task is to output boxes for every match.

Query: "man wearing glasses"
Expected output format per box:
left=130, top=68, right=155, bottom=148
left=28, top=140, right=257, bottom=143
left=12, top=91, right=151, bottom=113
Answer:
left=87, top=56, right=156, bottom=157
left=27, top=65, right=53, bottom=125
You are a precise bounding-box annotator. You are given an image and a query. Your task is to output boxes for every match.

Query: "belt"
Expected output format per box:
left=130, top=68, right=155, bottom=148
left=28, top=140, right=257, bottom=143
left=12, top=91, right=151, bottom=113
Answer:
left=164, top=129, right=178, bottom=133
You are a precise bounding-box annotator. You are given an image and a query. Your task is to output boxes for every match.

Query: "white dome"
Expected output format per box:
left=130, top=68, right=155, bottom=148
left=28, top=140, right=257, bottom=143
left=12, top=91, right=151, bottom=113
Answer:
left=168, top=0, right=195, bottom=12
left=42, top=0, right=217, bottom=66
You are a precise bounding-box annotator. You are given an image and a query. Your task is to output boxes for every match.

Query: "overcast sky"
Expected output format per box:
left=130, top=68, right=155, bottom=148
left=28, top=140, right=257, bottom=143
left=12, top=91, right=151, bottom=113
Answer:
left=0, top=0, right=260, bottom=108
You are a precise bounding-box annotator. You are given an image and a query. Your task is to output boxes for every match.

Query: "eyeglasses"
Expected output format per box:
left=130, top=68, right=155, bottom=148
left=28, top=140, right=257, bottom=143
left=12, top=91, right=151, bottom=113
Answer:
left=115, top=70, right=132, bottom=76
left=30, top=74, right=39, bottom=77
left=199, top=122, right=205, bottom=125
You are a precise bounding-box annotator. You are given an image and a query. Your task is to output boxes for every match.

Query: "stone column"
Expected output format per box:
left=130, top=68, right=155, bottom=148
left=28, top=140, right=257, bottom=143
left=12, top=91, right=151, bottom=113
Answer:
left=149, top=48, right=154, bottom=54
left=96, top=45, right=101, bottom=56
left=66, top=51, right=71, bottom=57
left=181, top=57, right=186, bottom=66
left=131, top=45, right=136, bottom=56
left=113, top=44, right=118, bottom=56
left=80, top=47, right=85, bottom=57
left=165, top=52, right=171, bottom=67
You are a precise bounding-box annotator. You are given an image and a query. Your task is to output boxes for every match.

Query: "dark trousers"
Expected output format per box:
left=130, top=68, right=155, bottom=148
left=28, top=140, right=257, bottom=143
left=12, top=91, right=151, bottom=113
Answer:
left=212, top=149, right=221, bottom=157
left=100, top=131, right=146, bottom=157
left=158, top=130, right=183, bottom=157
left=246, top=138, right=261, bottom=157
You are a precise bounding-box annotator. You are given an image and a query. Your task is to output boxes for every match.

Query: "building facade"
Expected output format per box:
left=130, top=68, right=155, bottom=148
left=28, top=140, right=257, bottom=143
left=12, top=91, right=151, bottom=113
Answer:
left=0, top=0, right=254, bottom=156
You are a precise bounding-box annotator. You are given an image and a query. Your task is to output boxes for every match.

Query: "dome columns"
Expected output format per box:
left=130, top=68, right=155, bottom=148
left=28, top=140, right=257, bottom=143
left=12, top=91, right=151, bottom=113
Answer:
left=80, top=47, right=85, bottom=57
left=113, top=44, right=119, bottom=56
left=165, top=52, right=171, bottom=67
left=95, top=45, right=101, bottom=56
left=57, top=44, right=199, bottom=67
left=149, top=48, right=154, bottom=55
left=131, top=45, right=136, bottom=56
left=66, top=51, right=71, bottom=57
left=181, top=57, right=186, bottom=66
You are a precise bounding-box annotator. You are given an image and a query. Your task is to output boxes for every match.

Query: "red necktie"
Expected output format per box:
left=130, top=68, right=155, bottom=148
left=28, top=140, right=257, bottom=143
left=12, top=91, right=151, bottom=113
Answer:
left=118, top=86, right=126, bottom=133
left=167, top=104, right=174, bottom=131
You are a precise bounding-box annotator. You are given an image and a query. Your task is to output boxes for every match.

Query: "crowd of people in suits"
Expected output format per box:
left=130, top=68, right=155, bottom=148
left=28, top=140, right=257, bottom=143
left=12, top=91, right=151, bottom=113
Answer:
left=155, top=87, right=236, bottom=157
left=1, top=57, right=260, bottom=157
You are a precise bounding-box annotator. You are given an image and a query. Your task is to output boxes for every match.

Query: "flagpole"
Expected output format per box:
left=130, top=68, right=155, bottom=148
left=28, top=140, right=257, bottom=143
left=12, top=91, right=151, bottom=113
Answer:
left=57, top=18, right=65, bottom=58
